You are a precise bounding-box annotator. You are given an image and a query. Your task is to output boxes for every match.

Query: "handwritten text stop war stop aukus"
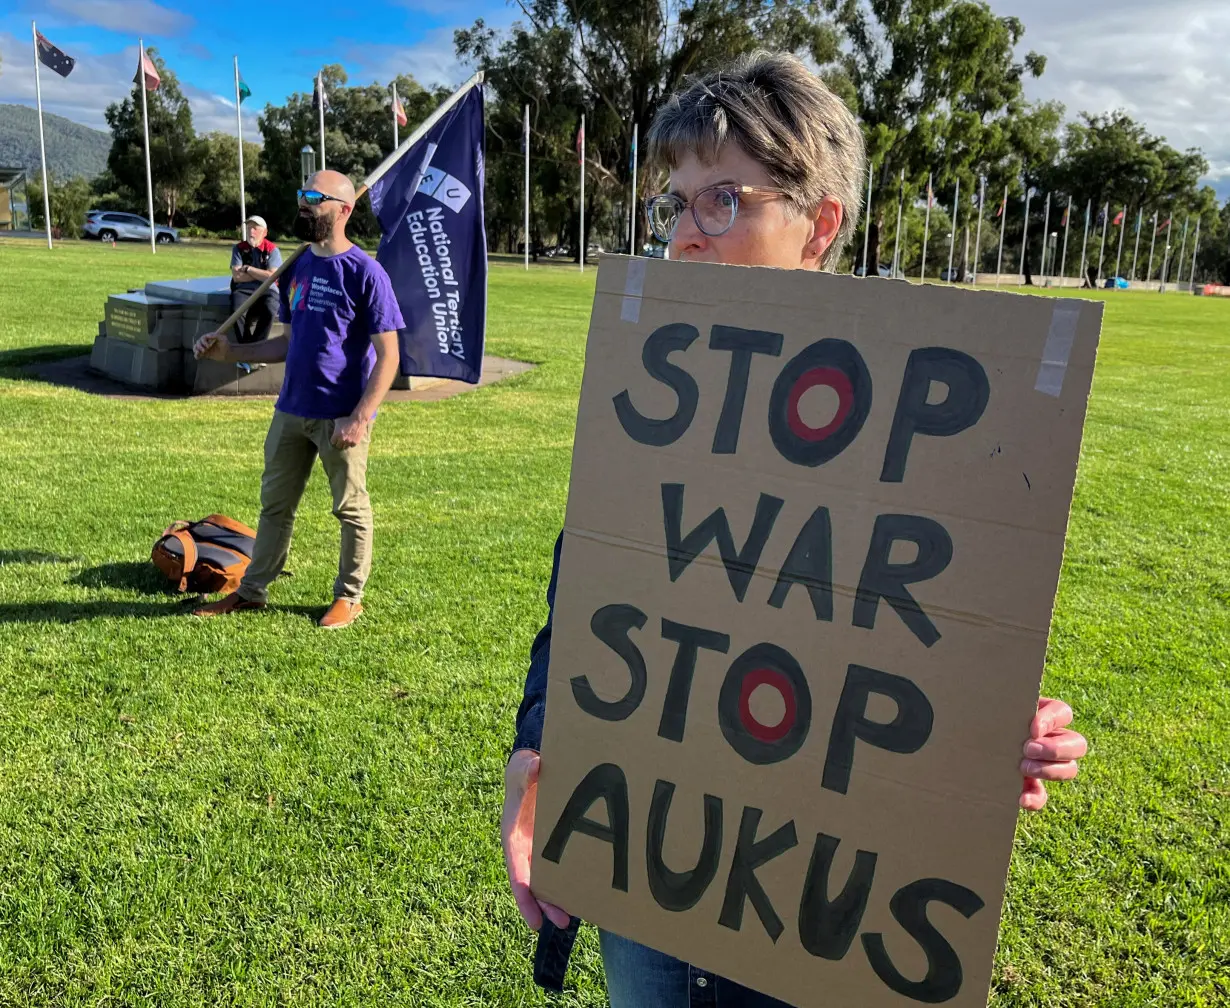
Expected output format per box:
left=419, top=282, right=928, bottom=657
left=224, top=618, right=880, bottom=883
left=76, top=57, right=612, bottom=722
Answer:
left=543, top=322, right=992, bottom=1005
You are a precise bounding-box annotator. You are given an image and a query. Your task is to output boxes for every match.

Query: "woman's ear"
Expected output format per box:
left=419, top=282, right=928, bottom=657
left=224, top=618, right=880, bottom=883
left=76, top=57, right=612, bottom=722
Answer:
left=804, top=196, right=844, bottom=266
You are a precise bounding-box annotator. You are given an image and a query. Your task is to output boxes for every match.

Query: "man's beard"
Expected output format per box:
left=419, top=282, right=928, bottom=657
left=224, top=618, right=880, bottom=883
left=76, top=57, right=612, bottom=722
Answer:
left=294, top=210, right=332, bottom=242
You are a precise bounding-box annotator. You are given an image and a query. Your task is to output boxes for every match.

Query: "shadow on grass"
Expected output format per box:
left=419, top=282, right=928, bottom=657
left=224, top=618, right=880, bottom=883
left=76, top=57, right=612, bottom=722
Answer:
left=0, top=344, right=89, bottom=372
left=0, top=550, right=79, bottom=565
left=69, top=561, right=165, bottom=593
left=0, top=598, right=328, bottom=624
left=0, top=599, right=194, bottom=623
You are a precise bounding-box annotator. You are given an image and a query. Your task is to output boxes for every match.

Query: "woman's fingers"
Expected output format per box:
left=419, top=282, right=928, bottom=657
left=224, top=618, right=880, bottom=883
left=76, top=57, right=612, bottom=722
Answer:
left=1019, top=776, right=1048, bottom=810
left=1023, top=728, right=1087, bottom=762
left=1030, top=697, right=1073, bottom=738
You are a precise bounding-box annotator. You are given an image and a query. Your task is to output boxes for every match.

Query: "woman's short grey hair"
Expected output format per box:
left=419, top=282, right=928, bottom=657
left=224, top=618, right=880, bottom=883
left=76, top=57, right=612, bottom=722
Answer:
left=647, top=50, right=866, bottom=269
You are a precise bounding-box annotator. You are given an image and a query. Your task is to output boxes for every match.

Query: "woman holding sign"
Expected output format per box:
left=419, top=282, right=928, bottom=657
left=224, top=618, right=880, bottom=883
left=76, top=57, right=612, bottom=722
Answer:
left=503, top=51, right=1088, bottom=1006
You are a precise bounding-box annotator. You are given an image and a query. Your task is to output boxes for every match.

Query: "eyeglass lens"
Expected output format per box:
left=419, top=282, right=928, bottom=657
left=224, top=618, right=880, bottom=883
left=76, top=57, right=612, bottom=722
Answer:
left=649, top=188, right=738, bottom=242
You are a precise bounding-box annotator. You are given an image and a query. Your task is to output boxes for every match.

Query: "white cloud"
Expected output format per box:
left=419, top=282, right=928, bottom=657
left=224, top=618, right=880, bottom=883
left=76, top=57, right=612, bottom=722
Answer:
left=987, top=0, right=1230, bottom=196
left=46, top=0, right=194, bottom=37
left=0, top=32, right=134, bottom=131
left=0, top=33, right=257, bottom=149
left=341, top=27, right=475, bottom=92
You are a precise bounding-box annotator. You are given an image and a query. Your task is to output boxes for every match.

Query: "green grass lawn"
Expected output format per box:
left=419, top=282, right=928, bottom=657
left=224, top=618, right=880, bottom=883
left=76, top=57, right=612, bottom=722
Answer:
left=0, top=238, right=1227, bottom=1006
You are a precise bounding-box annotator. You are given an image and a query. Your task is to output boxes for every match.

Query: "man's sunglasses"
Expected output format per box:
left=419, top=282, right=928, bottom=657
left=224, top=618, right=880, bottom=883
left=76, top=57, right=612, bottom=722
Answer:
left=297, top=189, right=349, bottom=207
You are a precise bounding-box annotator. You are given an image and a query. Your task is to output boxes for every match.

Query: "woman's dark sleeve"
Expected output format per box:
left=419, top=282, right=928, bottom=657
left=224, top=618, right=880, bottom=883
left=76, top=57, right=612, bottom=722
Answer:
left=512, top=533, right=563, bottom=754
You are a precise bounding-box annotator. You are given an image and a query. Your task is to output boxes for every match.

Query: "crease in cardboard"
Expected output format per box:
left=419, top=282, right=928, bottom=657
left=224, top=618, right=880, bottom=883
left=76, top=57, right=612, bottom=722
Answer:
left=1034, top=302, right=1081, bottom=397
left=619, top=258, right=648, bottom=323
left=567, top=457, right=1075, bottom=539
left=561, top=525, right=1050, bottom=638
left=597, top=291, right=1086, bottom=374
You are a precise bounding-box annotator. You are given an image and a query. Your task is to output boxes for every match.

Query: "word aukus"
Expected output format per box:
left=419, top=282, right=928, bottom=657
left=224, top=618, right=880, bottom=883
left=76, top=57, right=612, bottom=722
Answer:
left=545, top=323, right=993, bottom=1004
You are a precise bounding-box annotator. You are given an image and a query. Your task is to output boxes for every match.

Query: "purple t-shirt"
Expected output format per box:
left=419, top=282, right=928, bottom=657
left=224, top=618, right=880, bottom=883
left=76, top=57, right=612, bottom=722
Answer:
left=276, top=245, right=405, bottom=419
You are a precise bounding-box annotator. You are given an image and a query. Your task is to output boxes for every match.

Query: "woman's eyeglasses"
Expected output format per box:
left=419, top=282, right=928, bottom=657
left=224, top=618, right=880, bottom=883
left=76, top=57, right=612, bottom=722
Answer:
left=644, top=184, right=789, bottom=242
left=297, top=189, right=349, bottom=207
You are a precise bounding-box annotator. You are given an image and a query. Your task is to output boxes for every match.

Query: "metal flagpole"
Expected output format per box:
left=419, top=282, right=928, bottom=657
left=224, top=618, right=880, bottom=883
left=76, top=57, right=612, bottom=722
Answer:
left=234, top=56, right=246, bottom=238
left=1114, top=206, right=1126, bottom=282
left=1060, top=195, right=1072, bottom=284
left=891, top=169, right=903, bottom=279
left=972, top=176, right=985, bottom=285
left=1019, top=188, right=1031, bottom=283
left=392, top=81, right=400, bottom=149
left=138, top=39, right=156, bottom=255
left=579, top=113, right=585, bottom=273
left=1175, top=216, right=1190, bottom=286
left=630, top=121, right=639, bottom=256
left=1146, top=210, right=1158, bottom=281
left=1096, top=202, right=1108, bottom=284
left=946, top=177, right=960, bottom=282
left=920, top=172, right=932, bottom=282
left=31, top=21, right=53, bottom=250
left=1039, top=192, right=1051, bottom=283
left=994, top=186, right=1007, bottom=286
left=861, top=160, right=873, bottom=275
left=1078, top=200, right=1090, bottom=285
left=1189, top=218, right=1201, bottom=287
left=317, top=71, right=326, bottom=170
left=523, top=104, right=530, bottom=270
left=1130, top=210, right=1142, bottom=281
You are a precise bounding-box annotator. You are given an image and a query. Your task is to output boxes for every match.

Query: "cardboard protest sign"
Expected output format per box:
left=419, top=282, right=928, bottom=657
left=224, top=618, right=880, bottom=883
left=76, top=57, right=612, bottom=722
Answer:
left=533, top=255, right=1101, bottom=1007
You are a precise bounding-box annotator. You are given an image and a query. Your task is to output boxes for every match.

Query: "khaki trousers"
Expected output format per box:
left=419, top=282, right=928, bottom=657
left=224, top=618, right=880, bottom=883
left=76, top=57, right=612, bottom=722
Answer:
left=238, top=410, right=373, bottom=604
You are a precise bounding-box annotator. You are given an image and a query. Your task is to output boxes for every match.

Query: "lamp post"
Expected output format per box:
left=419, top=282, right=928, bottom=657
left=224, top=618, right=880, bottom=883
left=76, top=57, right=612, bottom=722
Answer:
left=300, top=145, right=316, bottom=186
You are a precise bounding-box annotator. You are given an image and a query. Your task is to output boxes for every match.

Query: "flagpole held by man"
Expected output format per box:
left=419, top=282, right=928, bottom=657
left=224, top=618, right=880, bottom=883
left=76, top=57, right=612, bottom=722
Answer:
left=31, top=22, right=75, bottom=250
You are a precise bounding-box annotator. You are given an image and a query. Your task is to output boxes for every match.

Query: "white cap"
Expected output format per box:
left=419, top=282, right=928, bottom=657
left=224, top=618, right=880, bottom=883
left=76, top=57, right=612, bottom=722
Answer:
left=245, top=215, right=267, bottom=229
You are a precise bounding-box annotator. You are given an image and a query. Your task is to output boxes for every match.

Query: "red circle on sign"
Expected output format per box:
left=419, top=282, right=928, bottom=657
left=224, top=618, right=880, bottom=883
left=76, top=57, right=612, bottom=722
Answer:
left=738, top=668, right=797, bottom=743
left=787, top=366, right=855, bottom=442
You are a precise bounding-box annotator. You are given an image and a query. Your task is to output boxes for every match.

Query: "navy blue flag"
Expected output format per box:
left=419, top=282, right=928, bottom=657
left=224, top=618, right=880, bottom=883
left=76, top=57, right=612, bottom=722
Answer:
left=370, top=85, right=487, bottom=384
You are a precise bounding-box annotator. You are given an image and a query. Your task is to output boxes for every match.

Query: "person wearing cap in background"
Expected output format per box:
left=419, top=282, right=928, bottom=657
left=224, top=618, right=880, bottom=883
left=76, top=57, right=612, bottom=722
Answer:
left=230, top=216, right=284, bottom=344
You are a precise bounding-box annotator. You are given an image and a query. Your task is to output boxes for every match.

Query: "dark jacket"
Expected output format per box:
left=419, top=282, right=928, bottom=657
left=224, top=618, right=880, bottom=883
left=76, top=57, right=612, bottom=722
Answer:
left=513, top=533, right=583, bottom=990
left=230, top=239, right=280, bottom=292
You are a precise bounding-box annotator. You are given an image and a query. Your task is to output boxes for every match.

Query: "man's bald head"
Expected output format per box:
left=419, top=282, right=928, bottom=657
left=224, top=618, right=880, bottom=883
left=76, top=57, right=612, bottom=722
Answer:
left=307, top=170, right=356, bottom=206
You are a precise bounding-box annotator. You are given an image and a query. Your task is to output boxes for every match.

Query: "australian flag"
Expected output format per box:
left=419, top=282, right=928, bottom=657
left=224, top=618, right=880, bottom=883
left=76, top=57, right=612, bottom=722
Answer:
left=369, top=84, right=487, bottom=384
left=36, top=32, right=75, bottom=78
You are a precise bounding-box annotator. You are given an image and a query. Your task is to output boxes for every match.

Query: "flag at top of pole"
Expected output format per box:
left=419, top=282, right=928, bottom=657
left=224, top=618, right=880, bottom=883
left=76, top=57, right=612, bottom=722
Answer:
left=234, top=57, right=248, bottom=237
left=32, top=23, right=76, bottom=250
left=36, top=31, right=76, bottom=77
left=368, top=77, right=487, bottom=384
left=134, top=47, right=161, bottom=90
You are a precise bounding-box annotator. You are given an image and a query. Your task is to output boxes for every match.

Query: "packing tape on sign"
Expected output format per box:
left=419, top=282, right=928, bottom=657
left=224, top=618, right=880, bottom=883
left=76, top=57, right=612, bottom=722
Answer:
left=1035, top=301, right=1081, bottom=397
left=620, top=258, right=648, bottom=323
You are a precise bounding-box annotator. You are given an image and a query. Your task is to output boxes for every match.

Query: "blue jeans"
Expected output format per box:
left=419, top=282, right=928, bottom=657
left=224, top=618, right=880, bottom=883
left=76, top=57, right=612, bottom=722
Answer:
left=600, top=930, right=796, bottom=1008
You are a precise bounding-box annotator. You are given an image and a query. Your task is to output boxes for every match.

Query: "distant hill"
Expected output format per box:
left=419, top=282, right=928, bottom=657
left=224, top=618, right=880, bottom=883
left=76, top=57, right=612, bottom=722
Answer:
left=0, top=104, right=110, bottom=181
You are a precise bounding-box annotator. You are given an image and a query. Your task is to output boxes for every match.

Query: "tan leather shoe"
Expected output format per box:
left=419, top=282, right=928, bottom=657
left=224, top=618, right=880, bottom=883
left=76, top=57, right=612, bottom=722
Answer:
left=191, top=592, right=266, bottom=618
left=319, top=598, right=363, bottom=629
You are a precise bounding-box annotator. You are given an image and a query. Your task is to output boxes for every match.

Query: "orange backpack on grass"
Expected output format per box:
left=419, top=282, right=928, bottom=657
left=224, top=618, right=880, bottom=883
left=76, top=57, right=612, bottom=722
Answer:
left=152, top=515, right=256, bottom=594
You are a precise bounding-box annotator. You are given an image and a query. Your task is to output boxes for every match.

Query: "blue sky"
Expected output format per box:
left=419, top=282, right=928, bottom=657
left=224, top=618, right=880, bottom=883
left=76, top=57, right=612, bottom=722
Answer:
left=0, top=0, right=512, bottom=135
left=1, top=0, right=1227, bottom=197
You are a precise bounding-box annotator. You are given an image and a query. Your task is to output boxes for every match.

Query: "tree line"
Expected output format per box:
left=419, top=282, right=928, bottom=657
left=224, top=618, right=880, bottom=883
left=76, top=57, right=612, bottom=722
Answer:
left=28, top=4, right=1230, bottom=283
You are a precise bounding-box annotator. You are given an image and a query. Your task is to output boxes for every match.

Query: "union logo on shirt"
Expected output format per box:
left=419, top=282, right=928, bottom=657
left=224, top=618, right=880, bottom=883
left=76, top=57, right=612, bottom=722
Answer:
left=288, top=278, right=306, bottom=312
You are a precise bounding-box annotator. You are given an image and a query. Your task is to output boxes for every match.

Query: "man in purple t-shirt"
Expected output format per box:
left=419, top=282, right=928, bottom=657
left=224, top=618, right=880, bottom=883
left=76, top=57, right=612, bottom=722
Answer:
left=191, top=170, right=405, bottom=629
